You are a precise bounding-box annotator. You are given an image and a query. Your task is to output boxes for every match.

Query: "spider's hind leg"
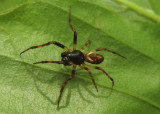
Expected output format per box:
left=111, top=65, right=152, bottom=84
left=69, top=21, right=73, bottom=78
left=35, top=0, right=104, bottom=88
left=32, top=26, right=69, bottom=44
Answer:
left=81, top=65, right=98, bottom=92
left=80, top=40, right=91, bottom=51
left=91, top=48, right=126, bottom=59
left=83, top=64, right=114, bottom=87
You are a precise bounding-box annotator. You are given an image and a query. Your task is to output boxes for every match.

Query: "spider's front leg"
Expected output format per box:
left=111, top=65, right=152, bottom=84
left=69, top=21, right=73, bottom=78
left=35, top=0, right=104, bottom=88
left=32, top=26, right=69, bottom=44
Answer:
left=20, top=41, right=70, bottom=55
left=58, top=65, right=76, bottom=108
left=69, top=7, right=77, bottom=50
left=33, top=61, right=64, bottom=64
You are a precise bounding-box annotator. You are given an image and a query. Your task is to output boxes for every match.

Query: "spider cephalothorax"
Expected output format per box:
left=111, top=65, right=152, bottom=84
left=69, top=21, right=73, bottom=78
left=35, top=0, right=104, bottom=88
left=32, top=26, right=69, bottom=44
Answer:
left=20, top=8, right=126, bottom=108
left=61, top=50, right=85, bottom=65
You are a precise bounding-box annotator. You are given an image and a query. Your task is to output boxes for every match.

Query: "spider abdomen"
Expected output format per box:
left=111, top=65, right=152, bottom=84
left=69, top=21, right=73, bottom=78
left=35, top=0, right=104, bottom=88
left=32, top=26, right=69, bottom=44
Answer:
left=85, top=52, right=104, bottom=64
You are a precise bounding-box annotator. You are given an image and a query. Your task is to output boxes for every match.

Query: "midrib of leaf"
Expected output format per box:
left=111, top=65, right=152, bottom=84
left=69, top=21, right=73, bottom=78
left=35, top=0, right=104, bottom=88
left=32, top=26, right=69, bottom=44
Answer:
left=1, top=54, right=160, bottom=110
left=115, top=0, right=160, bottom=23
left=0, top=3, right=26, bottom=15
left=0, top=1, right=159, bottom=64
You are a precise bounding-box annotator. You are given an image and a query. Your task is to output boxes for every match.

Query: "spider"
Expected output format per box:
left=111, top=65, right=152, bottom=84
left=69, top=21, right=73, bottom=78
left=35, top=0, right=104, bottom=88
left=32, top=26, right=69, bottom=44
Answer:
left=20, top=8, right=126, bottom=108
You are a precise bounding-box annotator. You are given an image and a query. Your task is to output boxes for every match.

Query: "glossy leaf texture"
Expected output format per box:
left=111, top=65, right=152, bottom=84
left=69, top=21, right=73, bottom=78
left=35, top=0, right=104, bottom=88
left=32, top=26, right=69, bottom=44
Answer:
left=0, top=0, right=160, bottom=114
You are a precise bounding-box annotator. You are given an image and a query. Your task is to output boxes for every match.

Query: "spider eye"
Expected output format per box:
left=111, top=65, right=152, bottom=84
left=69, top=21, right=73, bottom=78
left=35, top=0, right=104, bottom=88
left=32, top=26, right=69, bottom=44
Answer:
left=62, top=57, right=68, bottom=61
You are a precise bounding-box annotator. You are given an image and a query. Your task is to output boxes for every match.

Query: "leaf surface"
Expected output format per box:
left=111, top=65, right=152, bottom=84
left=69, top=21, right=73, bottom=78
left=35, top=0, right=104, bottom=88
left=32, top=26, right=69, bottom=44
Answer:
left=0, top=0, right=160, bottom=114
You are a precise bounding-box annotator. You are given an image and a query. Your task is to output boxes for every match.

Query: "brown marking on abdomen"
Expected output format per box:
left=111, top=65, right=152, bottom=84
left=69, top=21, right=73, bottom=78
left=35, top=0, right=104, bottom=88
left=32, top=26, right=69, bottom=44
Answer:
left=85, top=52, right=104, bottom=64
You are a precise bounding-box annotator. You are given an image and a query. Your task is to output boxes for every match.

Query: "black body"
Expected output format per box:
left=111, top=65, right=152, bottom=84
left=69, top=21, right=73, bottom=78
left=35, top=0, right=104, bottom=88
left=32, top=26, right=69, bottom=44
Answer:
left=61, top=50, right=85, bottom=65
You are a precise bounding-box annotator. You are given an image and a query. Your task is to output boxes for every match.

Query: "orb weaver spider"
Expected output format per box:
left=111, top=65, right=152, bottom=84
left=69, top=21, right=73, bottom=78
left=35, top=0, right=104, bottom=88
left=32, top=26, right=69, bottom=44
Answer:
left=20, top=8, right=126, bottom=108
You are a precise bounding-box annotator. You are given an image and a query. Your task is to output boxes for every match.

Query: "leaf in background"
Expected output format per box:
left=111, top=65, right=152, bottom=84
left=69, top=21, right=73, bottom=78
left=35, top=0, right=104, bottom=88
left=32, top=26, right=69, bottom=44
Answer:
left=0, top=0, right=160, bottom=114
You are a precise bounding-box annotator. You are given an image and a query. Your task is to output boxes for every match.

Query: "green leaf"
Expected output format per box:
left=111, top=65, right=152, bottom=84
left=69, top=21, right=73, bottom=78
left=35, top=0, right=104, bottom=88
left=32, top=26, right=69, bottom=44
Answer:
left=0, top=0, right=160, bottom=113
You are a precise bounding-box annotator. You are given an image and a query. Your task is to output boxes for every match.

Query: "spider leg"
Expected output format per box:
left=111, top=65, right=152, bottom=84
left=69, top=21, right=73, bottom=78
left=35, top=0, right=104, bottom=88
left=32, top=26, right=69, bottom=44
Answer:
left=33, top=61, right=64, bottom=64
left=91, top=48, right=126, bottom=59
left=80, top=40, right=91, bottom=51
left=69, top=7, right=77, bottom=50
left=20, top=41, right=70, bottom=55
left=83, top=64, right=114, bottom=87
left=81, top=66, right=98, bottom=92
left=58, top=65, right=76, bottom=108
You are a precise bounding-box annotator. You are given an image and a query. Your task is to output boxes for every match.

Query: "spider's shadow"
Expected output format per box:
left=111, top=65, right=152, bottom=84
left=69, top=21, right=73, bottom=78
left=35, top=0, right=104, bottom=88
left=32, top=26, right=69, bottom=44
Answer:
left=25, top=65, right=72, bottom=109
left=25, top=64, right=113, bottom=110
left=33, top=78, right=72, bottom=110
